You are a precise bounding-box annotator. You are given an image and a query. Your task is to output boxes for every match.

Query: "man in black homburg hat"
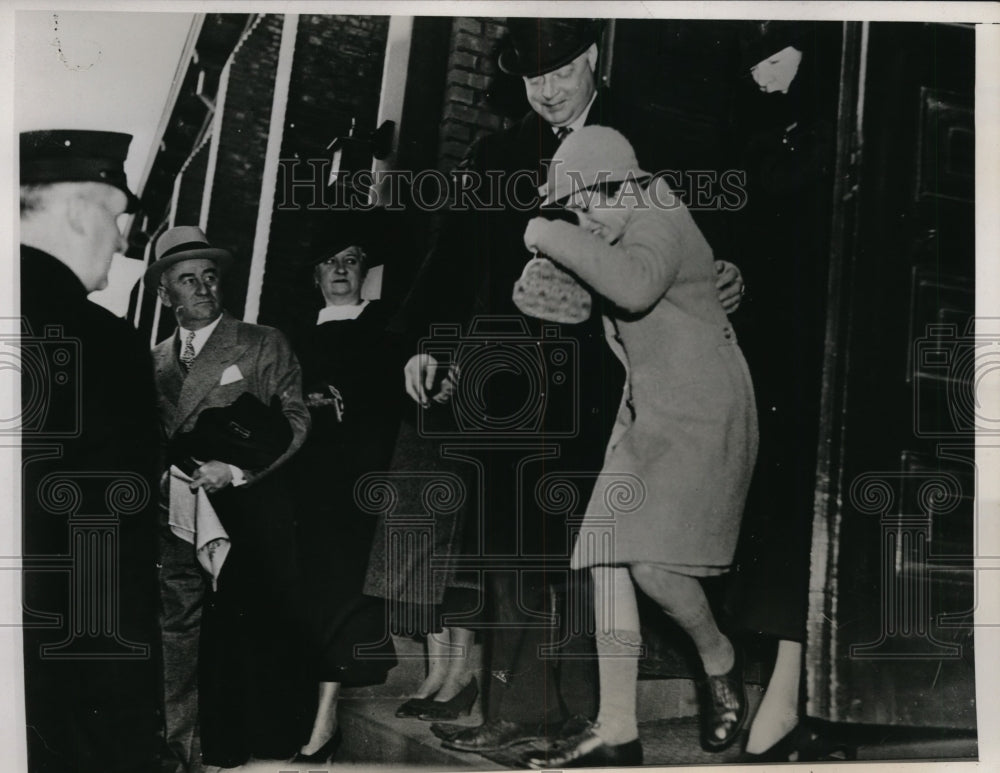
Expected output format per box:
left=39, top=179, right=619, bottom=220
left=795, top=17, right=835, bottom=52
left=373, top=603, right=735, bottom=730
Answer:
left=19, top=129, right=160, bottom=772
left=391, top=19, right=745, bottom=767
left=146, top=226, right=311, bottom=770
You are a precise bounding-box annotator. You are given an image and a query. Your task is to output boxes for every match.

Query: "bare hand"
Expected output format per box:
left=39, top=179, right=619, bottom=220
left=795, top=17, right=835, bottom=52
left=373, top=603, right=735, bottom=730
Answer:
left=404, top=353, right=439, bottom=407
left=715, top=260, right=745, bottom=314
left=189, top=460, right=233, bottom=494
left=305, top=385, right=345, bottom=420
left=305, top=392, right=328, bottom=408
left=523, top=216, right=549, bottom=253
left=432, top=363, right=460, bottom=404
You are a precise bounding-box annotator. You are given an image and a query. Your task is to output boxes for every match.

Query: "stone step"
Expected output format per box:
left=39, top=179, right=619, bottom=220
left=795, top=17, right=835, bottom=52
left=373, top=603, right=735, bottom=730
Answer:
left=338, top=696, right=499, bottom=768
left=333, top=635, right=495, bottom=767
left=345, top=635, right=756, bottom=721
left=219, top=637, right=956, bottom=770
left=280, top=633, right=764, bottom=768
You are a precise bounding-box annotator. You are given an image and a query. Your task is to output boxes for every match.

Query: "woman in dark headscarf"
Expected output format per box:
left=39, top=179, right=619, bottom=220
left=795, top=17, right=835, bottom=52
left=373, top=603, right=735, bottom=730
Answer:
left=725, top=21, right=845, bottom=761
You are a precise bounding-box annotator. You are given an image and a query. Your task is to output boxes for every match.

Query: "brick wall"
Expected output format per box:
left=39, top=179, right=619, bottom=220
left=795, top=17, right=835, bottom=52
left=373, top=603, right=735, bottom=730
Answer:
left=257, top=14, right=390, bottom=335
left=132, top=14, right=524, bottom=338
left=283, top=14, right=389, bottom=168
left=436, top=17, right=513, bottom=172
left=174, top=136, right=211, bottom=227
left=128, top=14, right=249, bottom=339
left=130, top=61, right=207, bottom=249
left=129, top=14, right=249, bottom=259
left=204, top=14, right=283, bottom=319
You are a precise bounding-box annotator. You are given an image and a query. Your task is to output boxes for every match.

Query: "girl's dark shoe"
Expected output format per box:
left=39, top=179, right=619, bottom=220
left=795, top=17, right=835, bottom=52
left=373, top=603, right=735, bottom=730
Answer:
left=417, top=677, right=478, bottom=721
left=396, top=695, right=437, bottom=718
left=522, top=725, right=643, bottom=769
left=291, top=726, right=342, bottom=764
left=699, top=649, right=748, bottom=752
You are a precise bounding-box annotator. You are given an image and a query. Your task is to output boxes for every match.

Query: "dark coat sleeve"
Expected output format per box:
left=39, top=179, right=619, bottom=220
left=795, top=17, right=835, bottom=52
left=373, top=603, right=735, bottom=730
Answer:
left=244, top=325, right=310, bottom=484
left=386, top=135, right=499, bottom=346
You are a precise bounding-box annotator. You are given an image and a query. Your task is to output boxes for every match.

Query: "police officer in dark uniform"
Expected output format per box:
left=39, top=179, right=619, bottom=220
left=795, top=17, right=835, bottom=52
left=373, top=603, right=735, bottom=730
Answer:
left=19, top=130, right=161, bottom=773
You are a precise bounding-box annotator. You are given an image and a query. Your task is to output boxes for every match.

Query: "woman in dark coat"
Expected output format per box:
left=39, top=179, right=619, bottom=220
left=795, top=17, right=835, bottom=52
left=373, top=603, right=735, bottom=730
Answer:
left=289, top=217, right=400, bottom=762
left=725, top=21, right=842, bottom=761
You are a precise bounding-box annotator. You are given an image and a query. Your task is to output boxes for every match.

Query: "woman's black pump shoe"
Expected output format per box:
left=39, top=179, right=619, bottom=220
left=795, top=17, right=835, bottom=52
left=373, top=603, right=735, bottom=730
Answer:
left=737, top=723, right=857, bottom=763
left=417, top=677, right=479, bottom=721
left=291, top=726, right=342, bottom=764
left=699, top=649, right=748, bottom=752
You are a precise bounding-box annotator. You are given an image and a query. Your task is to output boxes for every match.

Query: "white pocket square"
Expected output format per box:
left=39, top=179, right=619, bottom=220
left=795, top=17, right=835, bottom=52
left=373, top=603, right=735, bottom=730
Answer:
left=219, top=364, right=244, bottom=385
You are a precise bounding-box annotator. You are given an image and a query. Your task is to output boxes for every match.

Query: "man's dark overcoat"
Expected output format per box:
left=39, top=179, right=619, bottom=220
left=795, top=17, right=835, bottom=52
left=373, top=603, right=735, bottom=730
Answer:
left=20, top=245, right=161, bottom=773
left=389, top=97, right=625, bottom=725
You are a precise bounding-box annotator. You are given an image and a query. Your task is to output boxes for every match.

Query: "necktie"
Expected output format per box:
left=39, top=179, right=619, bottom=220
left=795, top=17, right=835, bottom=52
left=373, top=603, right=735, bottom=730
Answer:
left=179, top=330, right=196, bottom=373
left=555, top=126, right=573, bottom=143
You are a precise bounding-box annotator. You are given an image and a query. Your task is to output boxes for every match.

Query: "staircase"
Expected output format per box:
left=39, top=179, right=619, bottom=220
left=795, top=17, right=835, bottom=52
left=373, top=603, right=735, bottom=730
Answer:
left=336, top=635, right=497, bottom=768
left=227, top=633, right=974, bottom=771
left=330, top=635, right=761, bottom=768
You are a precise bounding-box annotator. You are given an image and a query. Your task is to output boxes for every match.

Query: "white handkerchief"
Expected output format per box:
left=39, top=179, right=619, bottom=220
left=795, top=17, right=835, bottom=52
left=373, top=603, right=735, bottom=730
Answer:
left=220, top=364, right=243, bottom=385
left=167, top=466, right=231, bottom=591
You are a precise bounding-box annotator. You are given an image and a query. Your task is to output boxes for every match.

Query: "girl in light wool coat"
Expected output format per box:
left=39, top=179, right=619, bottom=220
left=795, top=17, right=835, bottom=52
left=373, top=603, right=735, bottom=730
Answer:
left=521, top=125, right=758, bottom=768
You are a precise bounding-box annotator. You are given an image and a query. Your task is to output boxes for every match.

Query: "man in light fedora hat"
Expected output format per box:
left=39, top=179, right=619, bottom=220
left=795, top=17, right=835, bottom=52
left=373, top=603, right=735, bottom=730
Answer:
left=391, top=18, right=747, bottom=758
left=148, top=225, right=311, bottom=770
left=19, top=129, right=161, bottom=773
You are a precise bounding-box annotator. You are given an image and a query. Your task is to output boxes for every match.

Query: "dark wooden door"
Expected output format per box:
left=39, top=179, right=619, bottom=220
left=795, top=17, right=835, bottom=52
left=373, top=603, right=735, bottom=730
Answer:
left=807, top=22, right=976, bottom=730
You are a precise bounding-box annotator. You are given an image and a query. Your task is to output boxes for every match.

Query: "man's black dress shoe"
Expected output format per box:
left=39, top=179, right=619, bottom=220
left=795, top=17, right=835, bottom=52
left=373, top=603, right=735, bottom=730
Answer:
left=396, top=696, right=437, bottom=718
left=699, top=649, right=747, bottom=752
left=430, top=721, right=472, bottom=742
left=201, top=754, right=249, bottom=769
left=441, top=719, right=545, bottom=752
left=522, top=725, right=643, bottom=769
left=432, top=715, right=585, bottom=746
